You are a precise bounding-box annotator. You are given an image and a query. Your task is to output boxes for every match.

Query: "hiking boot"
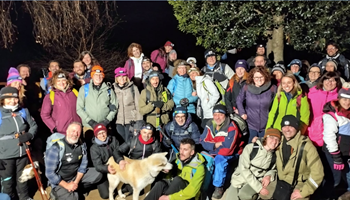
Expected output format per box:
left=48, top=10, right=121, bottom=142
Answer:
left=212, top=187, right=224, bottom=199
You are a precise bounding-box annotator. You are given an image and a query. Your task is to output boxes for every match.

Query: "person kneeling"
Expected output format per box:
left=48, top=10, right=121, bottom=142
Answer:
left=145, top=138, right=205, bottom=200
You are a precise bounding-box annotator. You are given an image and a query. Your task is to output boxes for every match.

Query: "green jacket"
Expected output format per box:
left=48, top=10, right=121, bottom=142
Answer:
left=276, top=132, right=324, bottom=198
left=170, top=153, right=205, bottom=200
left=138, top=84, right=174, bottom=128
left=266, top=90, right=310, bottom=134
left=76, top=80, right=118, bottom=128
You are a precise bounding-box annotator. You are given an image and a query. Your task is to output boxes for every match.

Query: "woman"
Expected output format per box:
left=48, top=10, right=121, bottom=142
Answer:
left=288, top=59, right=305, bottom=83
left=236, top=66, right=277, bottom=143
left=222, top=128, right=280, bottom=200
left=322, top=87, right=350, bottom=198
left=113, top=67, right=142, bottom=142
left=167, top=60, right=198, bottom=114
left=151, top=41, right=174, bottom=73
left=323, top=60, right=346, bottom=84
left=270, top=63, right=286, bottom=86
left=0, top=87, right=37, bottom=200
left=266, top=72, right=310, bottom=135
left=305, top=63, right=322, bottom=88
left=166, top=49, right=177, bottom=78
left=225, top=60, right=249, bottom=114
left=41, top=70, right=81, bottom=134
left=90, top=124, right=127, bottom=199
left=80, top=51, right=99, bottom=73
left=308, top=72, right=342, bottom=147
left=124, top=43, right=144, bottom=91
left=188, top=67, right=201, bottom=89
left=6, top=67, right=25, bottom=106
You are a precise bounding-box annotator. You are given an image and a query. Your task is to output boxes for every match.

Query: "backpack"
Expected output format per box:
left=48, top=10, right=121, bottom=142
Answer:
left=84, top=83, right=111, bottom=98
left=0, top=108, right=27, bottom=125
left=145, top=88, right=170, bottom=104
left=202, top=79, right=226, bottom=106
left=49, top=88, right=79, bottom=105
left=250, top=142, right=276, bottom=170
left=43, top=78, right=52, bottom=95
left=169, top=121, right=192, bottom=136
left=128, top=135, right=157, bottom=157
left=230, top=113, right=248, bottom=137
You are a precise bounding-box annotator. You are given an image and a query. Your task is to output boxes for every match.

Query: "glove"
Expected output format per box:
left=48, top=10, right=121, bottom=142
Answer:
left=0, top=160, right=6, bottom=170
left=18, top=133, right=33, bottom=144
left=180, top=98, right=189, bottom=107
left=165, top=139, right=172, bottom=146
left=153, top=101, right=164, bottom=108
left=213, top=72, right=227, bottom=82
left=331, top=151, right=344, bottom=170
left=52, top=127, right=58, bottom=133
left=101, top=119, right=110, bottom=127
left=88, top=120, right=98, bottom=128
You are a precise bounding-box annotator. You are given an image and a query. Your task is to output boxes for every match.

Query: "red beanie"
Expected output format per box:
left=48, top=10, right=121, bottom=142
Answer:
left=93, top=124, right=107, bottom=137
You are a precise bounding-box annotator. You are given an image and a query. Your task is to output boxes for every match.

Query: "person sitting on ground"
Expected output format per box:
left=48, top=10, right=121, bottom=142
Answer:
left=69, top=60, right=91, bottom=90
left=222, top=128, right=280, bottom=200
left=144, top=138, right=205, bottom=200
left=200, top=104, right=245, bottom=199
left=45, top=122, right=104, bottom=200
left=90, top=124, right=127, bottom=199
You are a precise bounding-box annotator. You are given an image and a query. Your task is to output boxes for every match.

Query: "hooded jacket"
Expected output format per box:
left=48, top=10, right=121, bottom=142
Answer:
left=119, top=135, right=162, bottom=160
left=236, top=82, right=277, bottom=132
left=0, top=107, right=37, bottom=159
left=266, top=89, right=310, bottom=135
left=167, top=74, right=198, bottom=114
left=113, top=82, right=142, bottom=125
left=230, top=140, right=276, bottom=193
left=195, top=75, right=220, bottom=119
left=76, top=80, right=118, bottom=128
left=41, top=87, right=81, bottom=134
left=170, top=153, right=206, bottom=200
left=151, top=49, right=167, bottom=73
left=138, top=83, right=174, bottom=128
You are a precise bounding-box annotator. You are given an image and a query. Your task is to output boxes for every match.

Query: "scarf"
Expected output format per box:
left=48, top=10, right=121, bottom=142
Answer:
left=3, top=104, right=19, bottom=112
left=94, top=136, right=110, bottom=145
left=138, top=134, right=155, bottom=145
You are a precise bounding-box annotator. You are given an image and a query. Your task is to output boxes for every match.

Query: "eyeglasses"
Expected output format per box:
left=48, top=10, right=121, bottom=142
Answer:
left=253, top=76, right=265, bottom=80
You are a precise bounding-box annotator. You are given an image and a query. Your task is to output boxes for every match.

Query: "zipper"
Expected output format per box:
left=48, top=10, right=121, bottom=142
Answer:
left=12, top=113, right=21, bottom=157
left=142, top=144, right=146, bottom=160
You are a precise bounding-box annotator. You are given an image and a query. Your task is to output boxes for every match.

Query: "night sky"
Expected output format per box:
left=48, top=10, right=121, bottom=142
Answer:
left=0, top=1, right=324, bottom=82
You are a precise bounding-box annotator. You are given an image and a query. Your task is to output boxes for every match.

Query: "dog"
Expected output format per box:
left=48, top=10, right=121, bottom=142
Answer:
left=18, top=161, right=41, bottom=183
left=107, top=152, right=173, bottom=200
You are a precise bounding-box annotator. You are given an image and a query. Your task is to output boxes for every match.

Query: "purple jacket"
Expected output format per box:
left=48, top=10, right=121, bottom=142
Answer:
left=151, top=49, right=167, bottom=73
left=40, top=88, right=82, bottom=134
left=236, top=82, right=276, bottom=132
left=124, top=58, right=135, bottom=80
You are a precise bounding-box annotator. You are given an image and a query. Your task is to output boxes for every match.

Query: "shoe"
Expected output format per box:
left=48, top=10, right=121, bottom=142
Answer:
left=212, top=187, right=224, bottom=199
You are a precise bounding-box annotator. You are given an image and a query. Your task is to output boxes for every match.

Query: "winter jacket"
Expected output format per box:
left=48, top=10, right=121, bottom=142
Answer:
left=266, top=90, right=310, bottom=135
left=307, top=86, right=338, bottom=146
left=41, top=88, right=81, bottom=134
left=322, top=101, right=350, bottom=156
left=124, top=55, right=144, bottom=80
left=90, top=136, right=124, bottom=174
left=138, top=83, right=174, bottom=128
left=167, top=74, right=198, bottom=114
left=69, top=71, right=91, bottom=90
left=201, top=62, right=235, bottom=90
left=236, top=82, right=277, bottom=132
left=113, top=82, right=142, bottom=125
left=276, top=132, right=324, bottom=198
left=319, top=53, right=350, bottom=80
left=225, top=78, right=246, bottom=114
left=293, top=72, right=305, bottom=83
left=0, top=107, right=37, bottom=159
left=170, top=153, right=205, bottom=200
left=119, top=135, right=162, bottom=160
left=165, top=65, right=175, bottom=78
left=151, top=49, right=167, bottom=73
left=200, top=117, right=244, bottom=156
left=305, top=79, right=319, bottom=89
left=163, top=114, right=201, bottom=148
left=76, top=80, right=118, bottom=128
left=230, top=140, right=276, bottom=193
left=195, top=75, right=220, bottom=119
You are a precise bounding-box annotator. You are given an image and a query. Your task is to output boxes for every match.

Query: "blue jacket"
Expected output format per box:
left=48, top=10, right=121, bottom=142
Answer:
left=163, top=114, right=201, bottom=148
left=167, top=74, right=198, bottom=114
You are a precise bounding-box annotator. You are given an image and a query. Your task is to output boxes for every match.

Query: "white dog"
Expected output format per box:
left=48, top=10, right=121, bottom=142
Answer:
left=107, top=152, right=173, bottom=200
left=18, top=161, right=41, bottom=183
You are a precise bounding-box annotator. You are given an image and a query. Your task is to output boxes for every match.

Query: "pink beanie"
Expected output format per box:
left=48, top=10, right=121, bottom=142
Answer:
left=7, top=67, right=22, bottom=86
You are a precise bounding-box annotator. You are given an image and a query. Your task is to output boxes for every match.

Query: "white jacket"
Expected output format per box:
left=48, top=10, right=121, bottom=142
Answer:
left=323, top=113, right=350, bottom=153
left=195, top=75, right=220, bottom=119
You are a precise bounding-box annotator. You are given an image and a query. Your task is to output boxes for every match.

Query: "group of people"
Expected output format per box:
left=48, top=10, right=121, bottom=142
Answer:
left=0, top=39, right=349, bottom=200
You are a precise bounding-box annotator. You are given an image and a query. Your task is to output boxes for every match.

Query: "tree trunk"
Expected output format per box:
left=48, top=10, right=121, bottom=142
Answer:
left=267, top=15, right=284, bottom=63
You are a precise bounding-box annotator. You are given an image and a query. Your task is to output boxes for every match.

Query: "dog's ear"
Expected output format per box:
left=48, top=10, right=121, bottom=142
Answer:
left=160, top=152, right=168, bottom=156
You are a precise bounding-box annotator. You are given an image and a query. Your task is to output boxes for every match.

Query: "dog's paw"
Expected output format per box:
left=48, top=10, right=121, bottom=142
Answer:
left=116, top=194, right=126, bottom=199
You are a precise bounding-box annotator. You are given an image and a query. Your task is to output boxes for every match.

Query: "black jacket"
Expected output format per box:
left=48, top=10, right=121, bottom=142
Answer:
left=119, top=135, right=162, bottom=160
left=225, top=79, right=246, bottom=114
left=90, top=136, right=124, bottom=173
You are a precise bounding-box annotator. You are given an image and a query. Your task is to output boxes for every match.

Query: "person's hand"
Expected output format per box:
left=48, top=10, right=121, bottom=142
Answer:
left=251, top=136, right=259, bottom=143
left=79, top=79, right=85, bottom=85
left=18, top=133, right=32, bottom=145
left=66, top=182, right=78, bottom=192
left=101, top=119, right=110, bottom=127
left=108, top=165, right=116, bottom=174
left=291, top=189, right=302, bottom=200
left=262, top=176, right=271, bottom=188
left=153, top=101, right=164, bottom=108
left=259, top=188, right=269, bottom=196
left=331, top=151, right=344, bottom=170
left=241, top=114, right=247, bottom=120
left=159, top=195, right=170, bottom=200
left=215, top=142, right=222, bottom=149
left=88, top=120, right=98, bottom=128
left=192, top=91, right=197, bottom=96
left=119, top=160, right=128, bottom=170
left=234, top=109, right=239, bottom=114
left=165, top=139, right=172, bottom=146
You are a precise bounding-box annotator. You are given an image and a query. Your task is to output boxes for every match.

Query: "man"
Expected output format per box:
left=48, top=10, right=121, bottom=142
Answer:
left=139, top=71, right=174, bottom=128
left=17, top=64, right=31, bottom=86
left=45, top=122, right=104, bottom=200
left=145, top=138, right=205, bottom=200
left=76, top=65, right=118, bottom=139
left=40, top=60, right=61, bottom=94
left=262, top=115, right=324, bottom=200
left=253, top=55, right=268, bottom=69
left=142, top=56, right=153, bottom=85
left=247, top=44, right=272, bottom=68
left=69, top=60, right=91, bottom=90
left=200, top=104, right=244, bottom=199
left=318, top=41, right=350, bottom=81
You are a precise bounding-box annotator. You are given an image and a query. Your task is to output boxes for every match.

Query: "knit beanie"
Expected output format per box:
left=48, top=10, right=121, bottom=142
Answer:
left=0, top=87, right=19, bottom=99
left=204, top=49, right=216, bottom=59
left=235, top=60, right=249, bottom=72
left=308, top=63, right=322, bottom=72
left=281, top=115, right=299, bottom=131
left=7, top=67, right=22, bottom=86
left=264, top=128, right=281, bottom=140
left=174, top=106, right=187, bottom=116
left=93, top=124, right=107, bottom=137
left=288, top=59, right=302, bottom=69
left=271, top=63, right=286, bottom=75
left=326, top=60, right=338, bottom=70
left=338, top=87, right=350, bottom=99
left=91, top=65, right=105, bottom=78
left=212, top=104, right=227, bottom=114
left=164, top=41, right=174, bottom=47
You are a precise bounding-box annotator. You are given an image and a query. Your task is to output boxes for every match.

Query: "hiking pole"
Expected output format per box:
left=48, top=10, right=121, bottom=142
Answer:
left=158, top=127, right=179, bottom=154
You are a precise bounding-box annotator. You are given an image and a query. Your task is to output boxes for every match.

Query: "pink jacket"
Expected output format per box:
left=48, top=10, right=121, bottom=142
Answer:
left=307, top=86, right=338, bottom=146
left=124, top=58, right=135, bottom=80
left=40, top=88, right=82, bottom=134
left=151, top=49, right=167, bottom=73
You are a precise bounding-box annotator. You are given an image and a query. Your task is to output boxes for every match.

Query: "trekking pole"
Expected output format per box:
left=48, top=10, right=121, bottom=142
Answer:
left=158, top=127, right=179, bottom=154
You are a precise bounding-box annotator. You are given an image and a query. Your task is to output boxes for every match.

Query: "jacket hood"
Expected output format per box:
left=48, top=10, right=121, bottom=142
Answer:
left=323, top=100, right=350, bottom=118
left=248, top=81, right=272, bottom=94
left=176, top=152, right=205, bottom=170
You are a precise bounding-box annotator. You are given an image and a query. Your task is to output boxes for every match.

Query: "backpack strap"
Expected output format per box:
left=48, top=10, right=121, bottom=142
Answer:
left=268, top=151, right=276, bottom=170
left=169, top=122, right=175, bottom=135
left=295, top=94, right=303, bottom=120
left=146, top=89, right=151, bottom=104
left=50, top=91, right=55, bottom=105
left=131, top=85, right=135, bottom=100
left=54, top=140, right=65, bottom=173
left=292, top=141, right=307, bottom=187
left=202, top=81, right=212, bottom=96
left=84, top=83, right=89, bottom=98
left=270, top=95, right=280, bottom=128
left=249, top=142, right=260, bottom=160
left=72, top=88, right=79, bottom=97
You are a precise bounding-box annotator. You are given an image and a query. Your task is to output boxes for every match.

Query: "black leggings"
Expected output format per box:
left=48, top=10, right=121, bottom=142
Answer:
left=144, top=176, right=188, bottom=200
